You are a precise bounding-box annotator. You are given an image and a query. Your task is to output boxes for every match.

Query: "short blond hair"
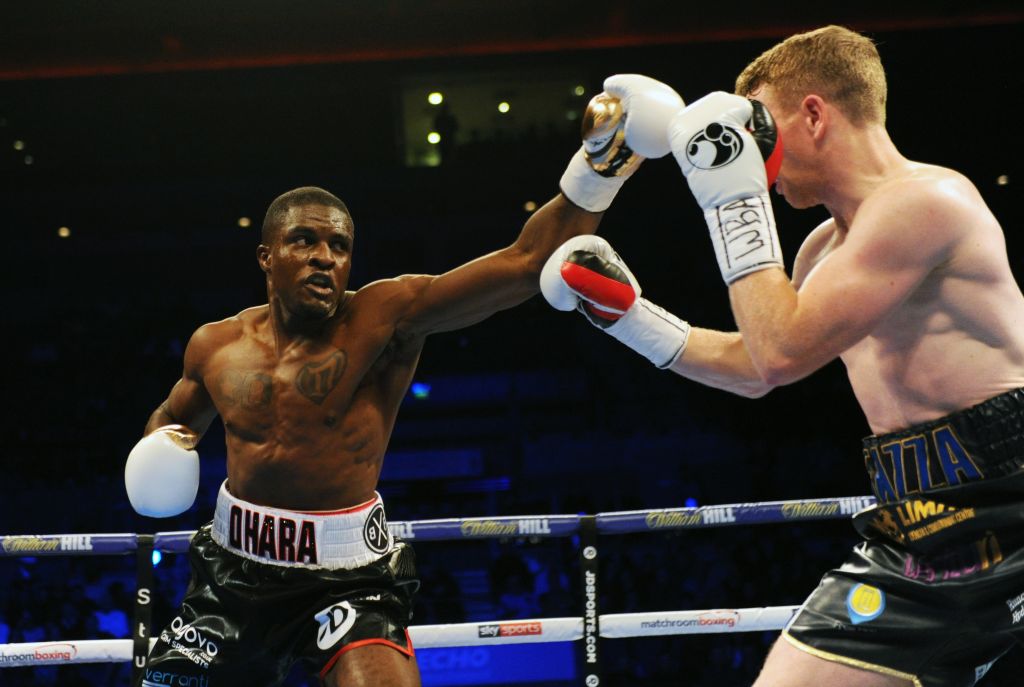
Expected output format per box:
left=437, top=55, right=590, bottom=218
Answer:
left=735, top=25, right=887, bottom=126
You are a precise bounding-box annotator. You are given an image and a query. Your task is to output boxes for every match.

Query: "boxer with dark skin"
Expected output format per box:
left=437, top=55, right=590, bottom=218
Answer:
left=141, top=186, right=601, bottom=686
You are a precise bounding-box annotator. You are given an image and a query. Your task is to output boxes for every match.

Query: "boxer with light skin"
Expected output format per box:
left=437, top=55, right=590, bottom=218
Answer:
left=124, top=75, right=683, bottom=687
left=543, top=26, right=1024, bottom=687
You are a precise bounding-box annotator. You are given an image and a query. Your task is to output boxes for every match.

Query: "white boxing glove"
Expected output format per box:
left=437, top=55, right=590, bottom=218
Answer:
left=541, top=235, right=691, bottom=368
left=559, top=74, right=684, bottom=213
left=603, top=74, right=686, bottom=159
left=125, top=425, right=200, bottom=517
left=669, top=91, right=785, bottom=284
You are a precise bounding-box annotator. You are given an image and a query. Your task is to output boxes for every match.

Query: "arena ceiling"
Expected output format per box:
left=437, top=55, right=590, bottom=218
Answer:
left=3, top=0, right=1022, bottom=81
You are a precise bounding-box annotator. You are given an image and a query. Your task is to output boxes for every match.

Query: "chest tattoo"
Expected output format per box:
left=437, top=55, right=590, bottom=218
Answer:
left=295, top=350, right=348, bottom=405
left=219, top=370, right=273, bottom=409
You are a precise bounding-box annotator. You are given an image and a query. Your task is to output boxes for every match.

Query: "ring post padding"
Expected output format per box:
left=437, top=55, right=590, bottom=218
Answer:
left=578, top=515, right=601, bottom=686
left=132, top=534, right=155, bottom=682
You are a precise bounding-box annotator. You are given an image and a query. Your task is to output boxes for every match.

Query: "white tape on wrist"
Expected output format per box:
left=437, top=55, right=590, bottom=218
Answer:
left=559, top=147, right=629, bottom=213
left=705, top=193, right=783, bottom=284
left=605, top=297, right=691, bottom=368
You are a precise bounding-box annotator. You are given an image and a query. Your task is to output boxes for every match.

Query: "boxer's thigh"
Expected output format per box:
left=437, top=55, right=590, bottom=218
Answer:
left=323, top=644, right=420, bottom=687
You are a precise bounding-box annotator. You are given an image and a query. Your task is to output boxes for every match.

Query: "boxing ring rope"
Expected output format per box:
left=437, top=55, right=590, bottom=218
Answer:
left=0, top=495, right=876, bottom=683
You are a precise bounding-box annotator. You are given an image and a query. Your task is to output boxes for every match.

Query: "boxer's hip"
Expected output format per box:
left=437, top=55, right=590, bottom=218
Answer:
left=210, top=480, right=397, bottom=570
left=856, top=387, right=1024, bottom=552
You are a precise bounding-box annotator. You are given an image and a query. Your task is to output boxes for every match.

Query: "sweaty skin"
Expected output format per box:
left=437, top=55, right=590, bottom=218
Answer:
left=145, top=196, right=601, bottom=510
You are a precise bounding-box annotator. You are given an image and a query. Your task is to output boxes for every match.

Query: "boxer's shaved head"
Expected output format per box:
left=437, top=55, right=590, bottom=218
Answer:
left=262, top=186, right=351, bottom=245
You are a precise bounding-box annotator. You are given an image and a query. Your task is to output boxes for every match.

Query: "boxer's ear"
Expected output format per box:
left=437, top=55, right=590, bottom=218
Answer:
left=257, top=244, right=271, bottom=274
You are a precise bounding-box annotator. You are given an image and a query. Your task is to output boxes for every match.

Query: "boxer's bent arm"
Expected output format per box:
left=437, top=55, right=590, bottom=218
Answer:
left=144, top=325, right=219, bottom=440
left=728, top=179, right=969, bottom=386
left=668, top=328, right=773, bottom=398
left=395, top=194, right=603, bottom=336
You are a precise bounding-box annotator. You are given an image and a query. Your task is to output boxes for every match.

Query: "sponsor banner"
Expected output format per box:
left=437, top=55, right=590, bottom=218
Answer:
left=410, top=618, right=581, bottom=648
left=600, top=606, right=801, bottom=638
left=0, top=640, right=122, bottom=666
left=409, top=515, right=581, bottom=541
left=598, top=498, right=875, bottom=534
left=0, top=533, right=138, bottom=557
left=476, top=622, right=543, bottom=639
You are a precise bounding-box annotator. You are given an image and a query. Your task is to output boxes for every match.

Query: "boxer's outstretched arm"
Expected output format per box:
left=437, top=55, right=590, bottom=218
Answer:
left=144, top=324, right=219, bottom=442
left=394, top=194, right=603, bottom=336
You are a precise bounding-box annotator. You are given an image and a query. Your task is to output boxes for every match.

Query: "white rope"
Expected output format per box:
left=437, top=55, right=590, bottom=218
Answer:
left=0, top=639, right=148, bottom=667
left=600, top=605, right=800, bottom=638
left=0, top=606, right=800, bottom=667
left=409, top=617, right=581, bottom=648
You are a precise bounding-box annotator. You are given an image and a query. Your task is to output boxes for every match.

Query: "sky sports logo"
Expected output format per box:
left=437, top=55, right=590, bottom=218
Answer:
left=477, top=622, right=543, bottom=638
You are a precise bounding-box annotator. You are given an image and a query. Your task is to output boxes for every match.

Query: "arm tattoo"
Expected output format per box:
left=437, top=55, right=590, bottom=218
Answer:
left=296, top=350, right=348, bottom=405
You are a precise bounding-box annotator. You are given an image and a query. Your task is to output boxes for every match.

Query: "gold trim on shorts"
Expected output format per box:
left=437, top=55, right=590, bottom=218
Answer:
left=782, top=631, right=922, bottom=687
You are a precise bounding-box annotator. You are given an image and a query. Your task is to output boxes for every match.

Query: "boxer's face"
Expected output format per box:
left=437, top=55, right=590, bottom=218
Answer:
left=749, top=85, right=820, bottom=210
left=259, top=203, right=353, bottom=320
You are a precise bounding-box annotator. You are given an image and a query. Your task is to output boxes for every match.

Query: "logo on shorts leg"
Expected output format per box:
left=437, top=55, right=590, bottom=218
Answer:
left=314, top=600, right=357, bottom=650
left=363, top=503, right=391, bottom=554
left=846, top=583, right=886, bottom=625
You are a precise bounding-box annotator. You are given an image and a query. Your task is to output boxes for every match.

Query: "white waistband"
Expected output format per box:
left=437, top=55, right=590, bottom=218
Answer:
left=211, top=481, right=394, bottom=570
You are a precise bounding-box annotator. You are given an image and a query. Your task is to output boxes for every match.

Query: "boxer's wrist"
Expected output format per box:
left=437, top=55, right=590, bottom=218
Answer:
left=559, top=147, right=631, bottom=213
left=704, top=192, right=784, bottom=284
left=154, top=424, right=199, bottom=450
left=605, top=297, right=691, bottom=368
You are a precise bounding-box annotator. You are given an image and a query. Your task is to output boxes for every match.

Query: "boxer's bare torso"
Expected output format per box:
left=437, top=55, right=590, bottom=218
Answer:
left=791, top=164, right=1024, bottom=434
left=171, top=290, right=424, bottom=510
left=145, top=197, right=601, bottom=511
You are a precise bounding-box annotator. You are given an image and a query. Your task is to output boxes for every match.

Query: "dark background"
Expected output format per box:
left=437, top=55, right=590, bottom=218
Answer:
left=1, top=2, right=1022, bottom=685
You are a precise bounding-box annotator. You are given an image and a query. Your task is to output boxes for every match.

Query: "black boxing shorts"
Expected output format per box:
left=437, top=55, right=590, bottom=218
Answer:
left=135, top=482, right=418, bottom=687
left=785, top=387, right=1024, bottom=687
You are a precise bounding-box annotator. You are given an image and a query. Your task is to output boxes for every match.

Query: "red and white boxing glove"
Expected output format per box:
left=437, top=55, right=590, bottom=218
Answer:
left=560, top=75, right=685, bottom=212
left=669, top=92, right=784, bottom=284
left=540, top=235, right=691, bottom=368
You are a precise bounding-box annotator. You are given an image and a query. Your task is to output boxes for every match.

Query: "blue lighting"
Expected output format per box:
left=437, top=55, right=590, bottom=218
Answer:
left=684, top=497, right=698, bottom=508
left=152, top=550, right=162, bottom=566
left=411, top=382, right=431, bottom=399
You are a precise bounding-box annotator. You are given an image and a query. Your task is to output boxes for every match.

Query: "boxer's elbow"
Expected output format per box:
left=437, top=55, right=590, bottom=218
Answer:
left=505, top=243, right=547, bottom=282
left=735, top=381, right=775, bottom=399
left=755, top=353, right=809, bottom=387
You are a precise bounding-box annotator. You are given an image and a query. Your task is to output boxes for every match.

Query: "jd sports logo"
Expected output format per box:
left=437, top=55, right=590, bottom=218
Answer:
left=686, top=123, right=744, bottom=170
left=363, top=503, right=390, bottom=554
left=314, top=601, right=357, bottom=650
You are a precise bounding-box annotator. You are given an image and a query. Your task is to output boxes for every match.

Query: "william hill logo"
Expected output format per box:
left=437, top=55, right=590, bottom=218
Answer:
left=2, top=537, right=60, bottom=554
left=460, top=519, right=552, bottom=537
left=645, top=507, right=736, bottom=529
